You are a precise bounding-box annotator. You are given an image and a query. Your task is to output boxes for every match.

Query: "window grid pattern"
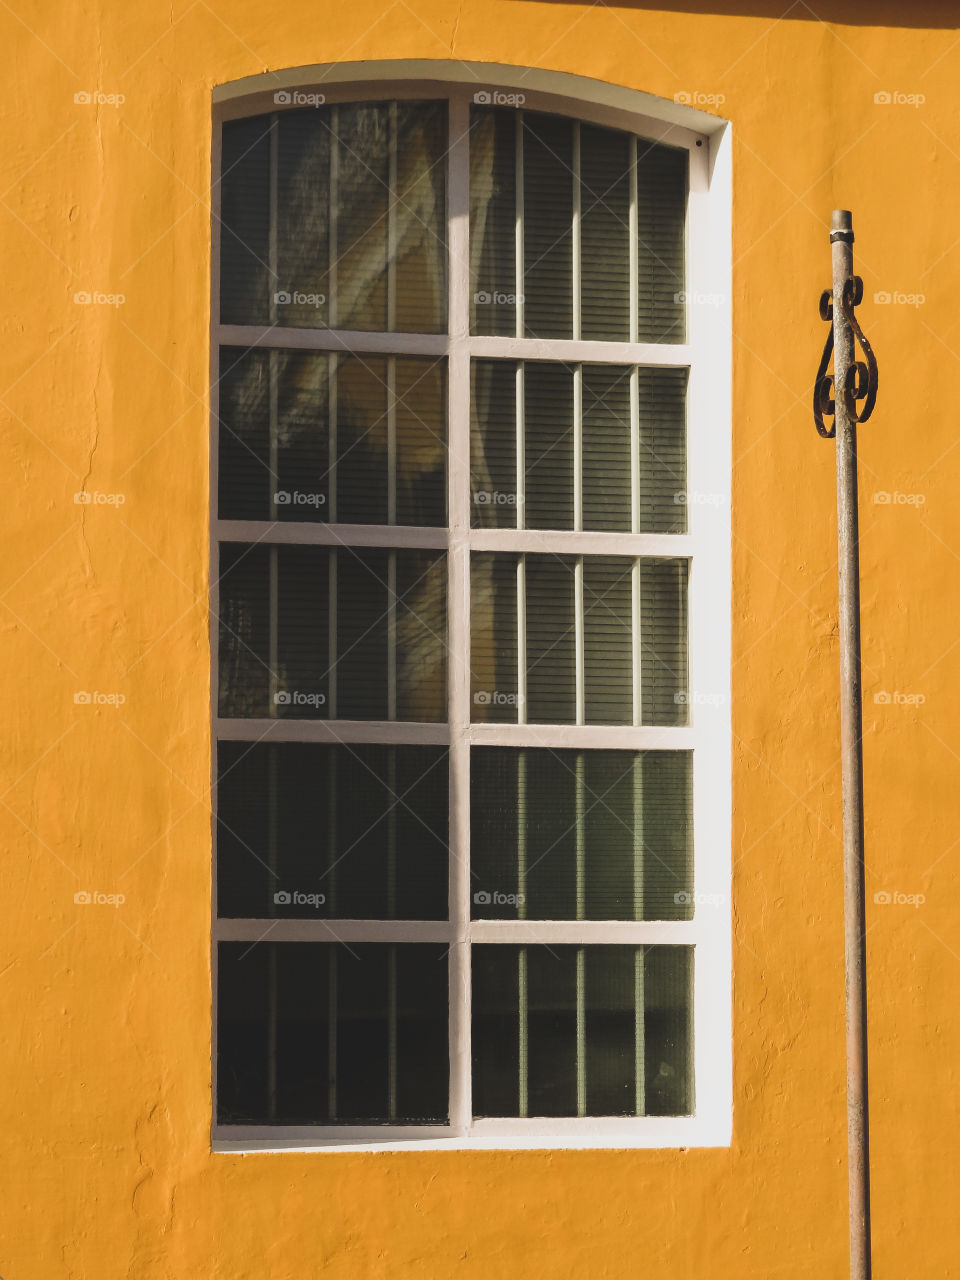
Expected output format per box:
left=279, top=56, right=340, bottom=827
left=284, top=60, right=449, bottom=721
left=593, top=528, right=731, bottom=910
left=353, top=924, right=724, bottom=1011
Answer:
left=212, top=81, right=724, bottom=1147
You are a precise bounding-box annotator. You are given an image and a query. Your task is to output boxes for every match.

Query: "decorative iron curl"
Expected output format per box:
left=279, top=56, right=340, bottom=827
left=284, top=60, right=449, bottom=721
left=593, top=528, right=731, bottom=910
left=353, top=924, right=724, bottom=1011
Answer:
left=814, top=289, right=835, bottom=438
left=813, top=275, right=879, bottom=437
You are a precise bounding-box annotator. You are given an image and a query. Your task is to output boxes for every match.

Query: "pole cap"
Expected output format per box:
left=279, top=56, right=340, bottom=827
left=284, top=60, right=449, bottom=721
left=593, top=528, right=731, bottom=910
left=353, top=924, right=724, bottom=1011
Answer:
left=830, top=209, right=854, bottom=244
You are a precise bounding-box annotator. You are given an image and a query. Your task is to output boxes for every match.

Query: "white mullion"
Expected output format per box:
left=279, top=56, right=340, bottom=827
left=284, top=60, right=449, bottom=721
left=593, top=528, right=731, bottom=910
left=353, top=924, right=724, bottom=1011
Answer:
left=269, top=544, right=279, bottom=711
left=388, top=102, right=398, bottom=333
left=576, top=947, right=586, bottom=1117
left=267, top=943, right=278, bottom=1122
left=573, top=364, right=583, bottom=531
left=630, top=365, right=640, bottom=535
left=517, top=750, right=527, bottom=919
left=515, top=362, right=525, bottom=532
left=632, top=557, right=642, bottom=727
left=327, top=550, right=338, bottom=720
left=269, top=112, right=279, bottom=325
left=572, top=121, right=581, bottom=342
left=447, top=91, right=472, bottom=1138
left=327, top=746, right=338, bottom=915
left=328, top=353, right=338, bottom=522
left=575, top=557, right=585, bottom=726
left=216, top=325, right=690, bottom=366
left=387, top=550, right=397, bottom=721
left=267, top=735, right=280, bottom=1122
left=387, top=943, right=398, bottom=1120
left=514, top=111, right=524, bottom=339
left=516, top=555, right=527, bottom=723
left=387, top=357, right=397, bottom=524
left=387, top=749, right=397, bottom=917
left=217, top=918, right=696, bottom=945
left=329, top=106, right=339, bottom=329
left=633, top=754, right=645, bottom=920
left=518, top=946, right=528, bottom=1118
left=629, top=134, right=639, bottom=346
left=634, top=947, right=645, bottom=1116
left=327, top=949, right=338, bottom=1119
left=575, top=751, right=586, bottom=917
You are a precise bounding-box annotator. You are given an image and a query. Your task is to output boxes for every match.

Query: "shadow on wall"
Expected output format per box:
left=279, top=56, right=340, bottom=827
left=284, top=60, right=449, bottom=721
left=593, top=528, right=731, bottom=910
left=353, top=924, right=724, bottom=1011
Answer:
left=500, top=0, right=957, bottom=26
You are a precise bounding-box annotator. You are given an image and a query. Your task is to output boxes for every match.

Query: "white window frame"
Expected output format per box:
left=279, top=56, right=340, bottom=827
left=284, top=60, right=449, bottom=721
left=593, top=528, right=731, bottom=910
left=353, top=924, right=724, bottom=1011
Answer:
left=210, top=61, right=732, bottom=1153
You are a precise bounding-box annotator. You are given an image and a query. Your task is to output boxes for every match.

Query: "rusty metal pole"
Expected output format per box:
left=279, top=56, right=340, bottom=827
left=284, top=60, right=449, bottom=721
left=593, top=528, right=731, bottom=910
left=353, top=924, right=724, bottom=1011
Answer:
left=830, top=208, right=872, bottom=1280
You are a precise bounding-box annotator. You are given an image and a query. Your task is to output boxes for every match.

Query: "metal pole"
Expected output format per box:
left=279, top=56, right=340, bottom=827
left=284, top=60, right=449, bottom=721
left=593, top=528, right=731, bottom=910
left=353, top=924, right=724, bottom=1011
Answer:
left=830, top=208, right=872, bottom=1280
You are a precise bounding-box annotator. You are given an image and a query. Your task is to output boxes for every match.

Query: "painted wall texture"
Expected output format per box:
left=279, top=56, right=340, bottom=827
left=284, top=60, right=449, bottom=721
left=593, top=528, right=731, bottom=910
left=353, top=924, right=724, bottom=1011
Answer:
left=0, top=1, right=957, bottom=1276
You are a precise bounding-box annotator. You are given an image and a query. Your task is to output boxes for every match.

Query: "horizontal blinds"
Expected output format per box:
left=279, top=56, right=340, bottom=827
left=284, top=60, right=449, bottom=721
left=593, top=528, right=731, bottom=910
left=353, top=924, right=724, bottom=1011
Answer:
left=470, top=360, right=687, bottom=533
left=470, top=748, right=693, bottom=921
left=469, top=105, right=687, bottom=343
left=470, top=552, right=688, bottom=725
left=471, top=944, right=693, bottom=1118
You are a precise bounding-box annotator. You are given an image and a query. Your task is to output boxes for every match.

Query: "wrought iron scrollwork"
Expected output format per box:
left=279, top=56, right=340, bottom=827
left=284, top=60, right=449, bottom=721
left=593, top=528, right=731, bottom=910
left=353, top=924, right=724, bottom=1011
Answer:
left=814, top=289, right=835, bottom=438
left=814, top=275, right=878, bottom=437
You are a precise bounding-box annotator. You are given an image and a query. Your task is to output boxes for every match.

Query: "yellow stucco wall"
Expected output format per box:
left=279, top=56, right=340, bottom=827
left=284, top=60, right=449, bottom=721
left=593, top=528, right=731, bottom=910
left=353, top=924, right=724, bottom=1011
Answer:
left=1, top=2, right=958, bottom=1275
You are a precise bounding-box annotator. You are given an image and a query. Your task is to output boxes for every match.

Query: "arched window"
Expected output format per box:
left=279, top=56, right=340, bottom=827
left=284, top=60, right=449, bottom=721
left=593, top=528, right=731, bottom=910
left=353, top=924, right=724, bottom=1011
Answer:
left=212, top=66, right=730, bottom=1149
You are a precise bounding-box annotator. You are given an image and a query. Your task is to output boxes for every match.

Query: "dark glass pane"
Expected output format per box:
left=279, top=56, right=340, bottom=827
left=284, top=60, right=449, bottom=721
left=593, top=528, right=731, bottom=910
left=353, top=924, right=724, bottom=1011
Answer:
left=217, top=742, right=449, bottom=920
left=276, top=110, right=331, bottom=327
left=644, top=945, right=694, bottom=1115
left=218, top=545, right=446, bottom=721
left=581, top=364, right=631, bottom=533
left=637, top=367, right=687, bottom=533
left=336, top=102, right=389, bottom=332
left=276, top=545, right=329, bottom=714
left=583, top=556, right=633, bottom=725
left=394, top=357, right=446, bottom=527
left=470, top=552, right=518, bottom=722
left=523, top=114, right=573, bottom=338
left=580, top=125, right=631, bottom=342
left=525, top=556, right=575, bottom=724
left=218, top=347, right=446, bottom=525
left=527, top=945, right=578, bottom=1115
left=217, top=942, right=448, bottom=1124
left=471, top=945, right=693, bottom=1118
left=470, top=107, right=517, bottom=336
left=639, top=558, right=688, bottom=725
left=636, top=142, right=687, bottom=343
left=218, top=347, right=271, bottom=520
left=221, top=102, right=446, bottom=333
left=218, top=542, right=270, bottom=716
left=336, top=549, right=389, bottom=719
left=336, top=356, right=388, bottom=525
left=395, top=551, right=447, bottom=721
left=524, top=362, right=574, bottom=530
left=471, top=749, right=692, bottom=921
left=471, top=359, right=517, bottom=527
left=470, top=945, right=520, bottom=1116
left=393, top=101, right=447, bottom=334
left=220, top=117, right=272, bottom=325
